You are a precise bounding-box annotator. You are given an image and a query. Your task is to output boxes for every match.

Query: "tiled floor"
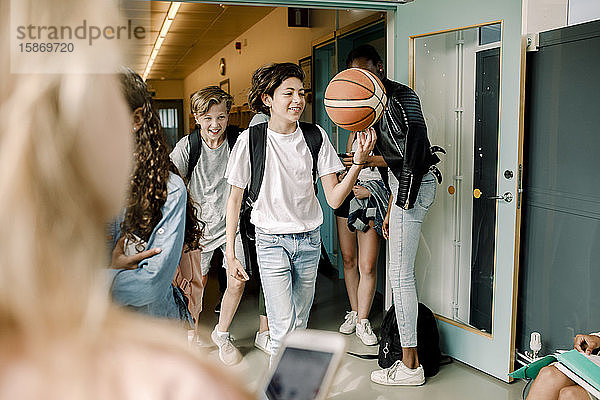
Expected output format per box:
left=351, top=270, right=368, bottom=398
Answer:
left=197, top=268, right=526, bottom=399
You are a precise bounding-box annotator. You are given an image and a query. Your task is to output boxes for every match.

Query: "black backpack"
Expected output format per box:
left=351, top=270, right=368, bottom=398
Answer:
left=186, top=125, right=241, bottom=181
left=238, top=121, right=323, bottom=278
left=378, top=303, right=442, bottom=377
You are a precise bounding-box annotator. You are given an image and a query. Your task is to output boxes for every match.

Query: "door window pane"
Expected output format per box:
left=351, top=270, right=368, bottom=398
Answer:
left=158, top=108, right=178, bottom=150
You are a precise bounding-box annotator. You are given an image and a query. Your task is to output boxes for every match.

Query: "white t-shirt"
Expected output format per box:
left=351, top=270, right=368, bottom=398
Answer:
left=225, top=122, right=343, bottom=234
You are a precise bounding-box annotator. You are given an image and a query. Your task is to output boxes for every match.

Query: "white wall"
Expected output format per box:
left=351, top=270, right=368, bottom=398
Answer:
left=523, top=0, right=600, bottom=36
left=568, top=0, right=600, bottom=25
left=525, top=0, right=568, bottom=33
left=147, top=79, right=184, bottom=99
left=183, top=8, right=330, bottom=132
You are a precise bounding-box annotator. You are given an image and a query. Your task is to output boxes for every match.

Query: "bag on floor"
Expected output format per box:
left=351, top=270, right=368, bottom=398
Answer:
left=378, top=302, right=442, bottom=377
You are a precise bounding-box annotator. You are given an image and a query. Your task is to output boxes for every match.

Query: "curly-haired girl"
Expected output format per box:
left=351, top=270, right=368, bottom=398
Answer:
left=108, top=67, right=204, bottom=321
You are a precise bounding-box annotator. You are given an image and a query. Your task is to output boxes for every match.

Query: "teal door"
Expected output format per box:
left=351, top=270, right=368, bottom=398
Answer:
left=397, top=0, right=525, bottom=382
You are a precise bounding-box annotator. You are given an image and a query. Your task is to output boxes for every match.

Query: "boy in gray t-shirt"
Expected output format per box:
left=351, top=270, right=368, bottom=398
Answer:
left=170, top=87, right=246, bottom=366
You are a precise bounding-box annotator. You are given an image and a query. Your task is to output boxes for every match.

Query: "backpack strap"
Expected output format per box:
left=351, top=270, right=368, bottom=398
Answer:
left=245, top=122, right=322, bottom=207
left=299, top=122, right=323, bottom=194
left=187, top=125, right=240, bottom=182
left=225, top=125, right=241, bottom=152
left=187, top=127, right=201, bottom=182
left=246, top=122, right=268, bottom=207
left=347, top=352, right=378, bottom=360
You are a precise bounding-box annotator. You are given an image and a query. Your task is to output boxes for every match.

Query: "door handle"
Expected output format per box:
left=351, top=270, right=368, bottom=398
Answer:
left=487, top=192, right=513, bottom=203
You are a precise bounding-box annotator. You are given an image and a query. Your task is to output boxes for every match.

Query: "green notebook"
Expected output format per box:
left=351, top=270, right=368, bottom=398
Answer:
left=509, top=355, right=557, bottom=380
left=556, top=350, right=600, bottom=392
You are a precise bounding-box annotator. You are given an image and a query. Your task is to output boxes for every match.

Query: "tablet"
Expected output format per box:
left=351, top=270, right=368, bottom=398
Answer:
left=261, top=330, right=346, bottom=400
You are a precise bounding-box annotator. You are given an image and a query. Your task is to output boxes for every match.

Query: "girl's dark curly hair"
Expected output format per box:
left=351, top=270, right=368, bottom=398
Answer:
left=248, top=62, right=304, bottom=116
left=118, top=67, right=203, bottom=251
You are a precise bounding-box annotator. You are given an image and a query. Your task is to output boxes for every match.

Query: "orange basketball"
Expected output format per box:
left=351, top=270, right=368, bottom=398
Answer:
left=324, top=68, right=387, bottom=131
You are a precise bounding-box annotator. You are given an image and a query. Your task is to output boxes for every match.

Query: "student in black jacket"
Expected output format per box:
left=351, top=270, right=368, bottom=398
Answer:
left=345, top=44, right=441, bottom=386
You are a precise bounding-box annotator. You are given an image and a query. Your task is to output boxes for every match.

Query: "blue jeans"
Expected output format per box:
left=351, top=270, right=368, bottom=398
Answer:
left=255, top=227, right=321, bottom=356
left=388, top=171, right=436, bottom=347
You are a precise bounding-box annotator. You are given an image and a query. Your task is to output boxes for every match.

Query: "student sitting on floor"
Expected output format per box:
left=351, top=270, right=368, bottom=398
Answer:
left=527, top=333, right=600, bottom=400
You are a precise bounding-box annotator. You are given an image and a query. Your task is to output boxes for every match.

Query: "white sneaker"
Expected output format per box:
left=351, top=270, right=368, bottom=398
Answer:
left=356, top=319, right=378, bottom=345
left=254, top=330, right=273, bottom=355
left=370, top=360, right=425, bottom=386
left=211, top=326, right=242, bottom=366
left=339, top=310, right=358, bottom=334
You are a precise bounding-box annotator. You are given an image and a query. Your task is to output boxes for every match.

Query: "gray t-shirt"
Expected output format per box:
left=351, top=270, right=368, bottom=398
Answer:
left=170, top=135, right=231, bottom=252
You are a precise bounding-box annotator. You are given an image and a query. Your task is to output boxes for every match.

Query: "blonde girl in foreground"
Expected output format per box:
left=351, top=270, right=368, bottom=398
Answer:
left=0, top=1, right=252, bottom=398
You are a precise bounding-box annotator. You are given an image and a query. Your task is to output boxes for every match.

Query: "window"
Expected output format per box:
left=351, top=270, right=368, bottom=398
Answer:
left=158, top=108, right=178, bottom=129
left=479, top=23, right=501, bottom=45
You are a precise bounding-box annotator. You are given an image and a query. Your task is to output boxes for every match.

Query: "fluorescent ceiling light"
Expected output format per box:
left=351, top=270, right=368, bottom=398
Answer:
left=142, top=2, right=180, bottom=81
left=167, top=2, right=181, bottom=20
left=159, top=18, right=173, bottom=38
left=155, top=36, right=164, bottom=50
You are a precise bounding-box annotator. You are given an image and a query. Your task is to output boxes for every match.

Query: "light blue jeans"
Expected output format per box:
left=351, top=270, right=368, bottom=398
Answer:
left=255, top=227, right=321, bottom=356
left=388, top=171, right=436, bottom=347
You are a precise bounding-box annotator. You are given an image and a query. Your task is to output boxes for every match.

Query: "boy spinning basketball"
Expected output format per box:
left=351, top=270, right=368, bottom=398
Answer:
left=224, top=62, right=376, bottom=358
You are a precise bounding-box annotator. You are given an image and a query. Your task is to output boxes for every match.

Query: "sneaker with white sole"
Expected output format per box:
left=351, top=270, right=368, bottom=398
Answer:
left=254, top=330, right=273, bottom=355
left=339, top=310, right=358, bottom=334
left=210, top=326, right=242, bottom=366
left=356, top=319, right=378, bottom=345
left=370, top=360, right=425, bottom=386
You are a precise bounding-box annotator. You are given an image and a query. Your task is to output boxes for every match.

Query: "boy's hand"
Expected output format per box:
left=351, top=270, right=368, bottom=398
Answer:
left=352, top=185, right=371, bottom=199
left=228, top=258, right=249, bottom=281
left=382, top=211, right=390, bottom=240
left=353, top=127, right=377, bottom=165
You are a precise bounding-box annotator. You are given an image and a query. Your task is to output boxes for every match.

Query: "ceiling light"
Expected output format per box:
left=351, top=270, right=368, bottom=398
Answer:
left=167, top=2, right=181, bottom=20
left=155, top=36, right=164, bottom=50
left=159, top=18, right=173, bottom=38
left=142, top=2, right=180, bottom=81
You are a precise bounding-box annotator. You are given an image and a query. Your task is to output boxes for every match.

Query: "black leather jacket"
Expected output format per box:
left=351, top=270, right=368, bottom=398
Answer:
left=375, top=78, right=440, bottom=210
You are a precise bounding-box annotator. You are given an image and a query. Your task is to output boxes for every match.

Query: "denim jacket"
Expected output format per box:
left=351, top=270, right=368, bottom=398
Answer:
left=108, top=172, right=188, bottom=320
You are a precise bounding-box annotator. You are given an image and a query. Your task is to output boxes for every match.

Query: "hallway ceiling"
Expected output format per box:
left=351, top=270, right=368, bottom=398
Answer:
left=132, top=2, right=275, bottom=80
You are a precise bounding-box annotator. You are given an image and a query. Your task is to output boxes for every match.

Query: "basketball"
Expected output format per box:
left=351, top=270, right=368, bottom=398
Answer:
left=324, top=68, right=387, bottom=132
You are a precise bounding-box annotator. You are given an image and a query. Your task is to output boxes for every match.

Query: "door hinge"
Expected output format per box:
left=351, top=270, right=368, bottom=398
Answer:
left=526, top=33, right=539, bottom=52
